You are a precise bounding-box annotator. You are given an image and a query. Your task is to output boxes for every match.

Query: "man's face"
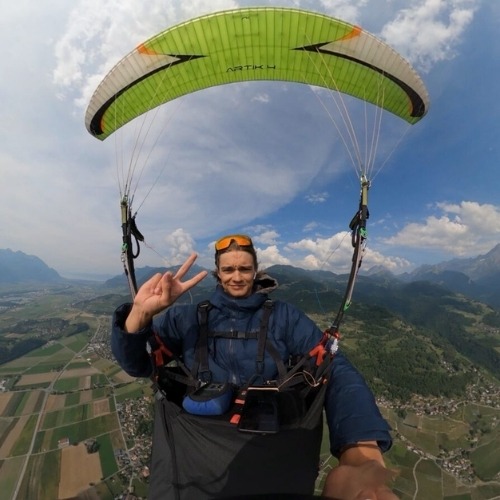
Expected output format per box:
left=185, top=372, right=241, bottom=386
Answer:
left=217, top=250, right=255, bottom=298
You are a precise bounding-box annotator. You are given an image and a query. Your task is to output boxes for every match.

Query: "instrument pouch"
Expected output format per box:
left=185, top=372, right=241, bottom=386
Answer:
left=182, top=382, right=233, bottom=416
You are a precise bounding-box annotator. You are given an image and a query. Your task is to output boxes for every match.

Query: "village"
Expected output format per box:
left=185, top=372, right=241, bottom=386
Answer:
left=380, top=371, right=500, bottom=484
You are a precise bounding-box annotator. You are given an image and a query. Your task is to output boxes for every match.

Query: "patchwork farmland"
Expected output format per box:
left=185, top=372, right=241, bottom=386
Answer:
left=0, top=284, right=499, bottom=499
left=0, top=326, right=146, bottom=499
left=0, top=285, right=153, bottom=499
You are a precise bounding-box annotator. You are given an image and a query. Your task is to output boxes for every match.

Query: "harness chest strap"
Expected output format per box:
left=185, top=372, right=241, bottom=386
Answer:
left=193, top=300, right=212, bottom=382
left=193, top=299, right=288, bottom=383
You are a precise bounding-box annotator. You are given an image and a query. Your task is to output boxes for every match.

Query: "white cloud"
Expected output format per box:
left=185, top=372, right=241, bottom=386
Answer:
left=251, top=93, right=270, bottom=103
left=363, top=248, right=412, bottom=272
left=162, top=228, right=197, bottom=265
left=252, top=231, right=412, bottom=274
left=380, top=0, right=478, bottom=71
left=53, top=0, right=239, bottom=107
left=254, top=230, right=280, bottom=246
left=382, top=201, right=500, bottom=257
left=306, top=192, right=329, bottom=204
left=286, top=232, right=354, bottom=271
left=257, top=245, right=292, bottom=269
left=315, top=0, right=367, bottom=22
left=303, top=222, right=319, bottom=232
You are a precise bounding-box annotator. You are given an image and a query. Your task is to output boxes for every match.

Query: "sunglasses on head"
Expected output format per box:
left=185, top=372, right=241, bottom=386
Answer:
left=215, top=234, right=253, bottom=252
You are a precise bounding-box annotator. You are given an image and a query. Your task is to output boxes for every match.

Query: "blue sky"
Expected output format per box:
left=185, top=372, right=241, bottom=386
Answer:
left=1, top=0, right=499, bottom=280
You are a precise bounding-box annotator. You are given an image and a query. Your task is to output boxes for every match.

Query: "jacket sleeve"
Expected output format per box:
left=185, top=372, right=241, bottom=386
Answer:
left=111, top=303, right=154, bottom=378
left=324, top=350, right=392, bottom=457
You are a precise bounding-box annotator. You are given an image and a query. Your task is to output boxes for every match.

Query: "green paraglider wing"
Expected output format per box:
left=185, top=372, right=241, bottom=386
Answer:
left=85, top=7, right=429, bottom=140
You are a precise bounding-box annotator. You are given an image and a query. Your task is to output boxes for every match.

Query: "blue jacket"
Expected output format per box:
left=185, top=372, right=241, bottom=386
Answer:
left=111, top=280, right=392, bottom=457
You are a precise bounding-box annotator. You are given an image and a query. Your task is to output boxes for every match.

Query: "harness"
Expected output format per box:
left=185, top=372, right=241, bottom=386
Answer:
left=147, top=299, right=337, bottom=499
left=147, top=298, right=337, bottom=424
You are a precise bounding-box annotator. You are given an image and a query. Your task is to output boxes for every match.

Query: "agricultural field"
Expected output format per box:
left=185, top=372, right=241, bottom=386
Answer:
left=0, top=285, right=499, bottom=499
left=0, top=300, right=134, bottom=500
left=313, top=402, right=500, bottom=500
left=381, top=404, right=500, bottom=500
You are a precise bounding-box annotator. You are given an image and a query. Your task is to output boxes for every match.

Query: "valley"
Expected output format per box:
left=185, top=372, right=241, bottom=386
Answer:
left=0, top=275, right=498, bottom=499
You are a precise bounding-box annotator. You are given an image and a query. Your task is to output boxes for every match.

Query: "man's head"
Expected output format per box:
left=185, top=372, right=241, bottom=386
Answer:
left=214, top=234, right=258, bottom=298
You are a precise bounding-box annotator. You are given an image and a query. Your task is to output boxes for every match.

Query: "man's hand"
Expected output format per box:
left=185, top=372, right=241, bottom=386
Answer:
left=322, top=442, right=398, bottom=500
left=125, top=252, right=207, bottom=332
left=323, top=460, right=398, bottom=499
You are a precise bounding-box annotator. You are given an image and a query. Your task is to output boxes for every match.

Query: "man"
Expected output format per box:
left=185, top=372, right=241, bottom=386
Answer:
left=112, top=235, right=397, bottom=499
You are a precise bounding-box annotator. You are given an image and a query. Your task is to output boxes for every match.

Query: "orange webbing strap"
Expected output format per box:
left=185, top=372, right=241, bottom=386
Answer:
left=305, top=330, right=340, bottom=385
left=316, top=330, right=340, bottom=380
left=308, top=332, right=333, bottom=367
left=308, top=343, right=327, bottom=367
left=151, top=332, right=174, bottom=367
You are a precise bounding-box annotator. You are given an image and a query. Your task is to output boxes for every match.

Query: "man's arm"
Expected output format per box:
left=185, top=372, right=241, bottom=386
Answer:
left=322, top=352, right=397, bottom=499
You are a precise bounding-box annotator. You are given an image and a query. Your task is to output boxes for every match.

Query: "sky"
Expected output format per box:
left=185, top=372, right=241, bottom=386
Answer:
left=1, top=0, right=499, bottom=280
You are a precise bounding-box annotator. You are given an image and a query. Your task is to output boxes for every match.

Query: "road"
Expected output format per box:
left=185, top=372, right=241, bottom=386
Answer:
left=11, top=318, right=106, bottom=500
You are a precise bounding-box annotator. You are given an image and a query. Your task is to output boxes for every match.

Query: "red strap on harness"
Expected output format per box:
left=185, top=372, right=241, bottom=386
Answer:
left=308, top=343, right=326, bottom=367
left=308, top=330, right=341, bottom=367
left=152, top=332, right=174, bottom=367
left=308, top=332, right=330, bottom=366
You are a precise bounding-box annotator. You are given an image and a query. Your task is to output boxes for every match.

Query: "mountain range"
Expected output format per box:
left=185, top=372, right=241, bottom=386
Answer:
left=1, top=244, right=499, bottom=308
left=397, top=243, right=500, bottom=307
left=0, top=248, right=61, bottom=283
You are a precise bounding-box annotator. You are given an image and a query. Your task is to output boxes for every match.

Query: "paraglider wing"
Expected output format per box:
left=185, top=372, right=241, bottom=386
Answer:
left=85, top=7, right=429, bottom=140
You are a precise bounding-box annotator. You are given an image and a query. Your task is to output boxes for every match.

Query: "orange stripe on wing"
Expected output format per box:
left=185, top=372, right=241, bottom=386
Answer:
left=137, top=43, right=160, bottom=56
left=338, top=26, right=362, bottom=41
